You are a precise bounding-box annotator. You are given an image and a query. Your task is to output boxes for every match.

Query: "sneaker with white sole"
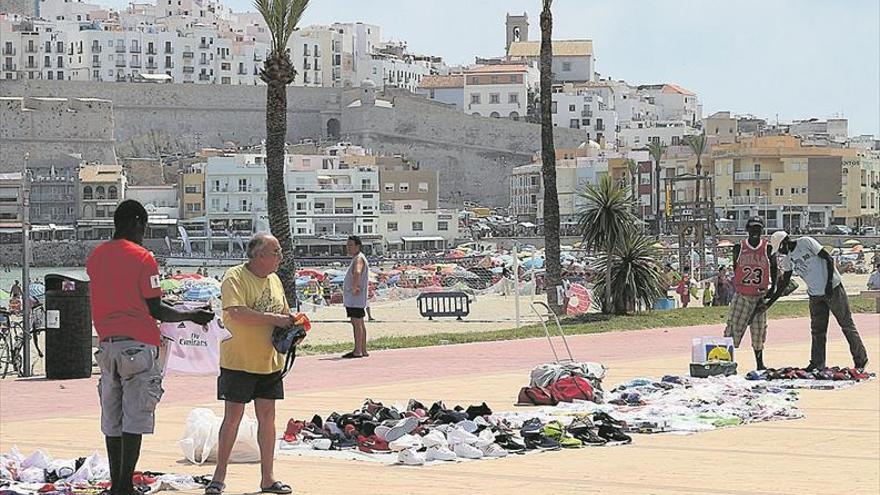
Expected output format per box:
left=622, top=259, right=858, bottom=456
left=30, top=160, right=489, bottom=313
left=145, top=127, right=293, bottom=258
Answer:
left=425, top=445, right=457, bottom=461
left=455, top=419, right=478, bottom=433
left=447, top=427, right=479, bottom=445
left=311, top=438, right=332, bottom=450
left=474, top=429, right=495, bottom=448
left=480, top=443, right=508, bottom=458
left=375, top=417, right=420, bottom=442
left=398, top=448, right=426, bottom=466
left=453, top=442, right=484, bottom=459
left=421, top=430, right=448, bottom=448
left=389, top=434, right=423, bottom=452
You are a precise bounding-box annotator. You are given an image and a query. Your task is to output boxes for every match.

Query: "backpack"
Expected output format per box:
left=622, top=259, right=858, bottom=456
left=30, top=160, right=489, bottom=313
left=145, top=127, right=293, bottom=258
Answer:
left=548, top=376, right=595, bottom=403
left=516, top=386, right=557, bottom=406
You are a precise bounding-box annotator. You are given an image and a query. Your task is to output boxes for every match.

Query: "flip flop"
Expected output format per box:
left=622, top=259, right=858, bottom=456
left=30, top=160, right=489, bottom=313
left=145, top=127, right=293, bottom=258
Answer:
left=260, top=481, right=292, bottom=494
left=341, top=352, right=365, bottom=359
left=204, top=481, right=225, bottom=495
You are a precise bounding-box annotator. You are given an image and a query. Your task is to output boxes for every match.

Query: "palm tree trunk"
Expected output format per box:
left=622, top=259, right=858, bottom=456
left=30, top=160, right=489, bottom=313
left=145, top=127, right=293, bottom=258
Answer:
left=265, top=80, right=297, bottom=303
left=540, top=0, right=562, bottom=314
left=604, top=239, right=613, bottom=314
left=654, top=160, right=661, bottom=234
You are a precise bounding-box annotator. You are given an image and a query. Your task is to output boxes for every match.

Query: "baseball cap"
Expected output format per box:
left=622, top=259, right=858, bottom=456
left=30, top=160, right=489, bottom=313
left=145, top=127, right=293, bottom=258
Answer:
left=770, top=230, right=789, bottom=254
left=745, top=216, right=764, bottom=228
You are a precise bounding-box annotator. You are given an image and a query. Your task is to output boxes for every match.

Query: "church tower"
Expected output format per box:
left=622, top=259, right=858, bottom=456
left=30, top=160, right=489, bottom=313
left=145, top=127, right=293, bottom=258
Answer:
left=505, top=12, right=529, bottom=53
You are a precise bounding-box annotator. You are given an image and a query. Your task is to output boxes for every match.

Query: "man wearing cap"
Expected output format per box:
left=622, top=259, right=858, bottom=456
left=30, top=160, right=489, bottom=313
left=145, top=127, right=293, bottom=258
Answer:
left=766, top=231, right=869, bottom=371
left=723, top=216, right=776, bottom=370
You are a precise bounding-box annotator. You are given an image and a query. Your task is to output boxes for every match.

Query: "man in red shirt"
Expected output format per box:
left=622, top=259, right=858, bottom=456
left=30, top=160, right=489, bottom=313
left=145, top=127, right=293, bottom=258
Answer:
left=88, top=200, right=212, bottom=495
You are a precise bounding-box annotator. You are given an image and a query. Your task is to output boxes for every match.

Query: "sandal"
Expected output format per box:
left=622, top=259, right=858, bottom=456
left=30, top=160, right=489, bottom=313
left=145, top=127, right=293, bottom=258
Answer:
left=204, top=481, right=225, bottom=495
left=341, top=352, right=365, bottom=359
left=260, top=481, right=292, bottom=494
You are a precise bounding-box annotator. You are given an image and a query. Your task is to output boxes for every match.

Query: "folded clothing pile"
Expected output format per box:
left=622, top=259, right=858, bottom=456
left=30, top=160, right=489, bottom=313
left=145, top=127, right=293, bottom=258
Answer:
left=517, top=362, right=606, bottom=406
left=0, top=447, right=208, bottom=495
left=746, top=366, right=874, bottom=382
left=279, top=397, right=631, bottom=466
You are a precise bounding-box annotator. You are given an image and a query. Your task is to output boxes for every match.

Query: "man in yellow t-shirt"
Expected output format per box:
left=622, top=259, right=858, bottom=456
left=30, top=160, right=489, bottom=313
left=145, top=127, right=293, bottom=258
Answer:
left=208, top=233, right=295, bottom=495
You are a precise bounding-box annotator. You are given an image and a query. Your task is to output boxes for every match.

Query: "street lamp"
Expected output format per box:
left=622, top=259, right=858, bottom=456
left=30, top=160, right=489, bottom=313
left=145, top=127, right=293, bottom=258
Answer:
left=21, top=153, right=32, bottom=377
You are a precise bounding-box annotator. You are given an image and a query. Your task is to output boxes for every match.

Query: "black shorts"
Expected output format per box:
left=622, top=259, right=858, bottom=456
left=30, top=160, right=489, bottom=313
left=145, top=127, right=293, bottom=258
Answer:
left=217, top=367, right=284, bottom=403
left=346, top=306, right=366, bottom=319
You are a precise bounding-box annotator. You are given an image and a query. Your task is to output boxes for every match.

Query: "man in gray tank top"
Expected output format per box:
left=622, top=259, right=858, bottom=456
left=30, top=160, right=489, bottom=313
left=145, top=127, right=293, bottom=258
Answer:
left=342, top=235, right=370, bottom=358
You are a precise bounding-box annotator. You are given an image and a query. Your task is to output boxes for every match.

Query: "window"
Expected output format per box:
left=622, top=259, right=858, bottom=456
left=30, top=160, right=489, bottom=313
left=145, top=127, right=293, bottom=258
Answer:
left=418, top=182, right=429, bottom=193
left=384, top=183, right=394, bottom=192
left=387, top=222, right=398, bottom=231
left=362, top=225, right=373, bottom=234
left=438, top=221, right=449, bottom=231
left=239, top=198, right=249, bottom=211
left=508, top=93, right=518, bottom=104
left=185, top=185, right=199, bottom=194
left=185, top=203, right=201, bottom=212
left=295, top=202, right=306, bottom=211
left=361, top=179, right=372, bottom=190
left=82, top=186, right=93, bottom=199
left=582, top=118, right=590, bottom=126
left=403, top=204, right=413, bottom=210
left=551, top=101, right=557, bottom=114
left=489, top=93, right=500, bottom=104
left=412, top=221, right=423, bottom=231
left=108, top=186, right=118, bottom=199
left=791, top=188, right=797, bottom=194
left=569, top=119, right=580, bottom=129
left=238, top=178, right=248, bottom=192
left=399, top=183, right=409, bottom=193
left=470, top=93, right=480, bottom=104
left=561, top=61, right=571, bottom=72
left=95, top=186, right=105, bottom=199
left=801, top=187, right=807, bottom=194
left=569, top=104, right=576, bottom=112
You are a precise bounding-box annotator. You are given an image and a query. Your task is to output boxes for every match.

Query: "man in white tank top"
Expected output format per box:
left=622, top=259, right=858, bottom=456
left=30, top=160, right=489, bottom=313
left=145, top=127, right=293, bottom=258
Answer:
left=342, top=235, right=370, bottom=358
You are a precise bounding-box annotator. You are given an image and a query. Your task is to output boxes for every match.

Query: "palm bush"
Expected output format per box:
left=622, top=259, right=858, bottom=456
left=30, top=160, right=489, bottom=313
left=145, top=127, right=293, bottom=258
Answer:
left=589, top=229, right=667, bottom=314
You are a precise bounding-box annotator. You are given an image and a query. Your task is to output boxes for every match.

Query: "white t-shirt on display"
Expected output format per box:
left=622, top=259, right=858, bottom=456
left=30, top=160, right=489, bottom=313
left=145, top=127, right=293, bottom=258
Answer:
left=160, top=317, right=231, bottom=376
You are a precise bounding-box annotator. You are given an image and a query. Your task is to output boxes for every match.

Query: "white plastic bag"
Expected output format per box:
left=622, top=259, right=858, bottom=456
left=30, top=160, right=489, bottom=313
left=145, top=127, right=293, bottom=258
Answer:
left=179, top=408, right=261, bottom=465
left=20, top=449, right=51, bottom=470
left=66, top=452, right=109, bottom=484
left=18, top=467, right=46, bottom=483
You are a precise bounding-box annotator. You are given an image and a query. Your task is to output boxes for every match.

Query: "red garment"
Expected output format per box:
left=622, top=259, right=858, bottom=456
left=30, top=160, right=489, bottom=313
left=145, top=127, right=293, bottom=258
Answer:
left=87, top=239, right=163, bottom=346
left=734, top=238, right=771, bottom=296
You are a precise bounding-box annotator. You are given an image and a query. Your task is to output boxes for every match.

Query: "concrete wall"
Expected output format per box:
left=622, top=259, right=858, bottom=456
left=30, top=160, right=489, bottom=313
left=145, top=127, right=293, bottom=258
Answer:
left=0, top=80, right=340, bottom=159
left=0, top=0, right=35, bottom=16
left=0, top=96, right=117, bottom=171
left=343, top=92, right=584, bottom=206
left=0, top=238, right=170, bottom=267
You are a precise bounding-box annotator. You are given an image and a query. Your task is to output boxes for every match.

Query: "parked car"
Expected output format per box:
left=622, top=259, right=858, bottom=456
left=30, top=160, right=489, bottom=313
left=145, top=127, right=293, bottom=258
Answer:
left=825, top=224, right=853, bottom=235
left=861, top=226, right=877, bottom=236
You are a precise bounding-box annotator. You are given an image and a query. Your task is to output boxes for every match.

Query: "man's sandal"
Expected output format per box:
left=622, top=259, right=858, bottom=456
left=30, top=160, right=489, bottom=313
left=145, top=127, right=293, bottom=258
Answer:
left=260, top=481, right=293, bottom=494
left=204, top=481, right=225, bottom=495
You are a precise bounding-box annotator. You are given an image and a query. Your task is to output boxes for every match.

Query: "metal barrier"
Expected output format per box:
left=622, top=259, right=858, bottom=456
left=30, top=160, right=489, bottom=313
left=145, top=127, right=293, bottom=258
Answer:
left=416, top=291, right=471, bottom=320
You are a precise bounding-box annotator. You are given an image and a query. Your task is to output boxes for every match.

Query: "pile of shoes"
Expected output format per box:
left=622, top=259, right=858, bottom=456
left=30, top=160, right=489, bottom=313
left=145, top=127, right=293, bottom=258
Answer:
left=746, top=367, right=873, bottom=382
left=280, top=398, right=631, bottom=465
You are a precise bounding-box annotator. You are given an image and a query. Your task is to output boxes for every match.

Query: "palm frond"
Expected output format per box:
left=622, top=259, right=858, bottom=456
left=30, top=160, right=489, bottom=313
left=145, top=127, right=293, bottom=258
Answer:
left=253, top=0, right=310, bottom=53
left=576, top=175, right=637, bottom=252
left=589, top=230, right=666, bottom=314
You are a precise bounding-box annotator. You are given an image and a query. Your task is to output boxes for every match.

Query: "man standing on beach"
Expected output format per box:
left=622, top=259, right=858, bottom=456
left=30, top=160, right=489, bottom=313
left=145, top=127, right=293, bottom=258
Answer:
left=767, top=231, right=869, bottom=371
left=208, top=233, right=296, bottom=495
left=88, top=200, right=213, bottom=495
left=342, top=235, right=369, bottom=358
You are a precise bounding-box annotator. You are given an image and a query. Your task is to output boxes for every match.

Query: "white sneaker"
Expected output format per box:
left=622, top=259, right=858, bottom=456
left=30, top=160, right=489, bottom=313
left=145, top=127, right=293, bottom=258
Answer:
left=455, top=419, right=478, bottom=433
left=447, top=427, right=479, bottom=445
left=398, top=448, right=426, bottom=466
left=421, top=430, right=447, bottom=448
left=481, top=443, right=508, bottom=458
left=474, top=429, right=495, bottom=448
left=453, top=442, right=484, bottom=459
left=389, top=434, right=423, bottom=452
left=311, top=438, right=332, bottom=450
left=425, top=445, right=457, bottom=461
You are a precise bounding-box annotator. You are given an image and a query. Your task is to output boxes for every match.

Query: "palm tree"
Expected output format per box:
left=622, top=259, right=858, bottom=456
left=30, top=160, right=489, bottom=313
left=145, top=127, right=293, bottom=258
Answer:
left=539, top=0, right=562, bottom=313
left=576, top=175, right=638, bottom=313
left=647, top=141, right=667, bottom=234
left=625, top=158, right=639, bottom=214
left=254, top=0, right=309, bottom=301
left=589, top=229, right=666, bottom=314
left=684, top=131, right=708, bottom=202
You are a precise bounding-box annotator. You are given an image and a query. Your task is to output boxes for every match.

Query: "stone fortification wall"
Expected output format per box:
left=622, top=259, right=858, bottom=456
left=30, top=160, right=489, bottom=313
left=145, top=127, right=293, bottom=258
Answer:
left=343, top=93, right=585, bottom=206
left=0, top=96, right=117, bottom=171
left=0, top=80, right=340, bottom=159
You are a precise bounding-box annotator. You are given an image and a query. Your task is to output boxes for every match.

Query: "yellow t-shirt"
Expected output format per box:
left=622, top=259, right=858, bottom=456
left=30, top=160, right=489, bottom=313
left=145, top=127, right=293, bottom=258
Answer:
left=220, top=264, right=288, bottom=374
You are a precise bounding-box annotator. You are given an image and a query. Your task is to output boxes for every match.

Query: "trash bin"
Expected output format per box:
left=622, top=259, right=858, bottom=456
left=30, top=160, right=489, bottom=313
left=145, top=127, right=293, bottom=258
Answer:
left=44, top=271, right=92, bottom=379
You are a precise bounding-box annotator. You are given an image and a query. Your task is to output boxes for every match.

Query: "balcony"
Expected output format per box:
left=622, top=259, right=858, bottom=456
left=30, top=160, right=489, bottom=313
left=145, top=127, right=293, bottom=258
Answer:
left=734, top=172, right=773, bottom=181
left=581, top=109, right=592, bottom=117
left=253, top=54, right=263, bottom=61
left=183, top=66, right=194, bottom=74
left=91, top=45, right=101, bottom=53
left=146, top=47, right=156, bottom=55
left=2, top=47, right=15, bottom=55
left=199, top=43, right=210, bottom=49
left=146, top=62, right=157, bottom=69
left=115, top=59, right=126, bottom=67
left=237, top=68, right=247, bottom=75
left=183, top=51, right=194, bottom=58
left=115, top=45, right=125, bottom=53
left=25, top=45, right=38, bottom=53
left=91, top=60, right=101, bottom=68
left=165, top=63, right=174, bottom=69
left=731, top=196, right=771, bottom=205
left=313, top=208, right=332, bottom=214
left=334, top=208, right=354, bottom=215
left=199, top=59, right=209, bottom=65
left=130, top=60, right=141, bottom=68
left=596, top=123, right=605, bottom=131
left=164, top=47, right=173, bottom=54
left=130, top=46, right=141, bottom=53
left=304, top=62, right=311, bottom=70
left=198, top=74, right=211, bottom=81
left=2, top=64, right=15, bottom=71
left=26, top=63, right=37, bottom=69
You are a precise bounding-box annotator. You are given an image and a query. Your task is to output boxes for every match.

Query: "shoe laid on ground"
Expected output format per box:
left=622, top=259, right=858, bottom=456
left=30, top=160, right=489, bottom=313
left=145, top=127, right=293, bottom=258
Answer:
left=421, top=430, right=447, bottom=448
left=480, top=443, right=509, bottom=458
left=311, top=438, right=332, bottom=450
left=465, top=402, right=493, bottom=419
left=804, top=363, right=821, bottom=372
left=388, top=434, right=423, bottom=452
left=336, top=437, right=358, bottom=449
left=425, top=445, right=457, bottom=461
left=428, top=401, right=448, bottom=419
left=495, top=435, right=526, bottom=453
left=397, top=448, right=426, bottom=466
left=377, top=406, right=402, bottom=422
left=567, top=420, right=606, bottom=446
left=474, top=429, right=496, bottom=448
left=375, top=417, right=420, bottom=442
left=357, top=434, right=390, bottom=453
left=283, top=419, right=305, bottom=443
left=453, top=442, right=484, bottom=459
left=455, top=419, right=478, bottom=433
left=542, top=420, right=565, bottom=439
left=592, top=411, right=626, bottom=428
left=407, top=399, right=427, bottom=412
left=597, top=424, right=632, bottom=445
left=523, top=434, right=561, bottom=451
left=520, top=418, right=543, bottom=436
left=558, top=434, right=582, bottom=448
left=447, top=426, right=479, bottom=445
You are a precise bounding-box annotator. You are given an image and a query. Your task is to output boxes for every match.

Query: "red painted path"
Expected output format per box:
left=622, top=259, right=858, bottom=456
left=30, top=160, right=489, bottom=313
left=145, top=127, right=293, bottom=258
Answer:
left=1, top=315, right=877, bottom=421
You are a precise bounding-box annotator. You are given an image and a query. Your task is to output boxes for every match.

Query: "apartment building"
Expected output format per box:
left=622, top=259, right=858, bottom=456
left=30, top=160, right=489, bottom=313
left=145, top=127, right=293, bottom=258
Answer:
left=178, top=162, right=205, bottom=220
left=463, top=64, right=535, bottom=120
left=552, top=84, right=618, bottom=146
left=78, top=163, right=125, bottom=239
left=416, top=74, right=464, bottom=110
left=378, top=207, right=459, bottom=252
left=0, top=173, right=22, bottom=223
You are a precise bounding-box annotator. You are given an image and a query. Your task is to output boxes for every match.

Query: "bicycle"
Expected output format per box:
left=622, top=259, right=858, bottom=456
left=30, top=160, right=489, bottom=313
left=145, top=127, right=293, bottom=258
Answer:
left=0, top=307, right=46, bottom=378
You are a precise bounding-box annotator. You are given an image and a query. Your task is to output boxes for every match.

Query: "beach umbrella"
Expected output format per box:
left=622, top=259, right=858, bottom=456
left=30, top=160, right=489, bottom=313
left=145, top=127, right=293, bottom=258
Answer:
left=0, top=289, right=9, bottom=303
left=297, top=269, right=326, bottom=281
left=330, top=275, right=346, bottom=284
left=171, top=273, right=203, bottom=281
left=843, top=239, right=861, bottom=246
left=160, top=279, right=182, bottom=291
left=182, top=284, right=220, bottom=301
left=522, top=257, right=544, bottom=269
left=29, top=283, right=45, bottom=299
left=717, top=239, right=734, bottom=248
left=851, top=244, right=864, bottom=253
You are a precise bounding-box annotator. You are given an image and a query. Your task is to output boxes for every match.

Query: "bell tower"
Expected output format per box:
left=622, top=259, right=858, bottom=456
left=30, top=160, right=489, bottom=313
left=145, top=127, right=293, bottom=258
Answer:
left=505, top=12, right=529, bottom=54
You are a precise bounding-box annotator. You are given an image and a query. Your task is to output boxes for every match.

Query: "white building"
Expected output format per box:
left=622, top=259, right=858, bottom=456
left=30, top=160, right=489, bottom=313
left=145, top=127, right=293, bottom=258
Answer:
left=617, top=119, right=698, bottom=148
left=552, top=86, right=618, bottom=146
left=463, top=64, right=536, bottom=120
left=506, top=39, right=594, bottom=83
left=416, top=74, right=464, bottom=110
left=378, top=206, right=459, bottom=251
left=125, top=184, right=179, bottom=219
left=637, top=83, right=701, bottom=126
left=203, top=153, right=269, bottom=242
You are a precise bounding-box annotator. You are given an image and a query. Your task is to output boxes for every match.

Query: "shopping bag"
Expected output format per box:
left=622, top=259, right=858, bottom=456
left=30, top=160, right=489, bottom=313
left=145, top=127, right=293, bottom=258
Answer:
left=179, top=408, right=261, bottom=465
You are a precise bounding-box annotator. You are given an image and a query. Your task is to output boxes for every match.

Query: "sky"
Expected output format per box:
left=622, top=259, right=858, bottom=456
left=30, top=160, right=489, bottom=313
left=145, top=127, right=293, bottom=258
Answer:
left=106, top=0, right=880, bottom=135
